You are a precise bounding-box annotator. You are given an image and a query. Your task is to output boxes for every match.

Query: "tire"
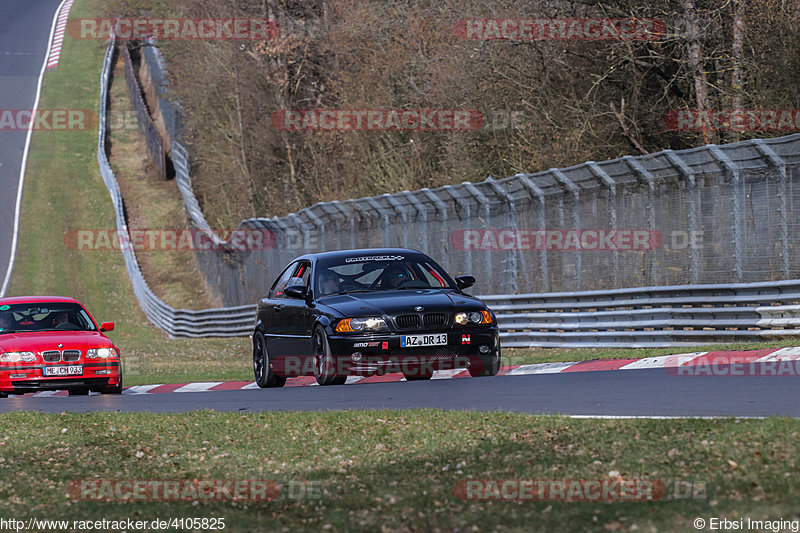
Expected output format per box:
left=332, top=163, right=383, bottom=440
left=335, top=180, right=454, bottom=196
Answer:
left=313, top=326, right=346, bottom=386
left=68, top=388, right=89, bottom=396
left=0, top=392, right=7, bottom=398
left=404, top=374, right=432, bottom=381
left=468, top=351, right=501, bottom=377
left=403, top=366, right=433, bottom=381
left=253, top=331, right=286, bottom=388
left=101, top=377, right=123, bottom=394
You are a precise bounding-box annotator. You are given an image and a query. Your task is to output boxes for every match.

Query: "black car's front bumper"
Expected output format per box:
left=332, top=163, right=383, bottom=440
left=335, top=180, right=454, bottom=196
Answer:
left=326, top=328, right=500, bottom=376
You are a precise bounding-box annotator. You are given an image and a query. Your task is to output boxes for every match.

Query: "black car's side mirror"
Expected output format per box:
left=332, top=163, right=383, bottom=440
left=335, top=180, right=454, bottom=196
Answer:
left=284, top=285, right=307, bottom=299
left=455, top=275, right=475, bottom=290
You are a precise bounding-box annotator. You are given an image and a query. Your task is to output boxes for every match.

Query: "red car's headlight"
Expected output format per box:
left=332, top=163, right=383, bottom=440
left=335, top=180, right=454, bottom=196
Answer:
left=0, top=352, right=36, bottom=363
left=86, top=347, right=117, bottom=359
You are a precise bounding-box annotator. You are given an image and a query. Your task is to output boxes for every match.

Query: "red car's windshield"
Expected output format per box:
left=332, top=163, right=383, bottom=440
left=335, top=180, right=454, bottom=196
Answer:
left=0, top=303, right=97, bottom=333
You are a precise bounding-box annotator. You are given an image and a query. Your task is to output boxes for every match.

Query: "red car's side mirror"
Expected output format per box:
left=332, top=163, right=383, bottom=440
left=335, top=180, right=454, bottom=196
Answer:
left=100, top=322, right=115, bottom=332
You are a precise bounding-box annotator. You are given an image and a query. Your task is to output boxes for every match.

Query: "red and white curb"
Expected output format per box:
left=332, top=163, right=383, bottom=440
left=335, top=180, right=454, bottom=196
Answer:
left=10, top=347, right=800, bottom=397
left=45, top=0, right=74, bottom=71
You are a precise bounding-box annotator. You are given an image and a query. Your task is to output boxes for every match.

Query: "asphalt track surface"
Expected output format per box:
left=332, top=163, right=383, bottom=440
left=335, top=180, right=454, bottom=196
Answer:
left=0, top=0, right=63, bottom=295
left=0, top=369, right=797, bottom=416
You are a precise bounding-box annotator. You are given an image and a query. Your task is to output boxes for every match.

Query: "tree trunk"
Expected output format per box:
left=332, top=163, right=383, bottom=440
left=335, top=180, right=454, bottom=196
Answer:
left=681, top=0, right=711, bottom=144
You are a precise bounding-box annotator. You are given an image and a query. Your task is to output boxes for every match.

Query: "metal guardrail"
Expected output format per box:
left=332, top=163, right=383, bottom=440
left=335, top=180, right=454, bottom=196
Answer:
left=105, top=37, right=800, bottom=345
left=483, top=279, right=800, bottom=347
left=97, top=38, right=252, bottom=337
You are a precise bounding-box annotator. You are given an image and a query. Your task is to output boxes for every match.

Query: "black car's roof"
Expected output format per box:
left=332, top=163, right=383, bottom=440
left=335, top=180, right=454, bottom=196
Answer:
left=294, top=248, right=427, bottom=262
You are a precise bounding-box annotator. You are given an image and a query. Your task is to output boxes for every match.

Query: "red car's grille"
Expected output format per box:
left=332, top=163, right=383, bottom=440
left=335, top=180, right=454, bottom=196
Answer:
left=62, top=350, right=81, bottom=362
left=40, top=350, right=82, bottom=363
left=42, top=351, right=60, bottom=363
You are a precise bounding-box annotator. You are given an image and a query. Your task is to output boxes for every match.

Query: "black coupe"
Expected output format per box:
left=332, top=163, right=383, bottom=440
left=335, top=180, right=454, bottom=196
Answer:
left=252, top=248, right=501, bottom=386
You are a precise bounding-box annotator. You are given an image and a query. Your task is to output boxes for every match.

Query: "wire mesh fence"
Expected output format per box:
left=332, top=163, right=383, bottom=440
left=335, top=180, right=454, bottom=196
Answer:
left=126, top=40, right=800, bottom=309
left=177, top=135, right=800, bottom=307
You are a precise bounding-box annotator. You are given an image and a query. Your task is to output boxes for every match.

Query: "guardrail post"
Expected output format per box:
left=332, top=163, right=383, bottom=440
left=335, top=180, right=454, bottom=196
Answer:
left=287, top=214, right=313, bottom=255
left=442, top=186, right=473, bottom=275
left=485, top=177, right=524, bottom=294
left=709, top=146, right=743, bottom=282
left=586, top=162, right=619, bottom=286
left=515, top=174, right=549, bottom=292
left=401, top=191, right=428, bottom=253
left=421, top=188, right=450, bottom=267
left=664, top=150, right=701, bottom=284
left=345, top=200, right=358, bottom=249
left=549, top=169, right=581, bottom=290
left=299, top=207, right=324, bottom=253
left=381, top=193, right=410, bottom=249
left=462, top=182, right=493, bottom=291
left=623, top=156, right=657, bottom=286
left=753, top=139, right=790, bottom=279
left=363, top=196, right=390, bottom=247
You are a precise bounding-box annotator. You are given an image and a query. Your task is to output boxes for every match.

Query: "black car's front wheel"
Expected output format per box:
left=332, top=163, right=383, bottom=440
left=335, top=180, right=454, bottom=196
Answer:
left=468, top=351, right=501, bottom=377
left=253, top=331, right=286, bottom=388
left=313, top=326, right=346, bottom=386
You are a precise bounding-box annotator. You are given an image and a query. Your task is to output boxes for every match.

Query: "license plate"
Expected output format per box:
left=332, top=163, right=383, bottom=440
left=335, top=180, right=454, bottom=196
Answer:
left=43, top=365, right=82, bottom=377
left=401, top=333, right=448, bottom=347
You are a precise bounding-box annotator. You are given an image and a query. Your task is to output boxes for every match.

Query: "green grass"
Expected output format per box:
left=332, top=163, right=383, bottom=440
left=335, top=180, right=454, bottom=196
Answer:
left=0, top=411, right=798, bottom=532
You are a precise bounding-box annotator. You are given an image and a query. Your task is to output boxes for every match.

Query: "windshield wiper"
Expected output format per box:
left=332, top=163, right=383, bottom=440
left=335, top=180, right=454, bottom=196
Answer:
left=336, top=289, right=373, bottom=295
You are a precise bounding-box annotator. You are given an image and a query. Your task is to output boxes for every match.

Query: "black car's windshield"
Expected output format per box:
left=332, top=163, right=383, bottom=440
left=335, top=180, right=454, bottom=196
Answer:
left=315, top=253, right=457, bottom=297
left=0, top=303, right=97, bottom=334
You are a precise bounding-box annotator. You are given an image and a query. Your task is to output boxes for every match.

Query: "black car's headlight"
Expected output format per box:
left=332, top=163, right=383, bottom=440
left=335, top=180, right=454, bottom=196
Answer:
left=454, top=310, right=493, bottom=325
left=335, top=317, right=389, bottom=334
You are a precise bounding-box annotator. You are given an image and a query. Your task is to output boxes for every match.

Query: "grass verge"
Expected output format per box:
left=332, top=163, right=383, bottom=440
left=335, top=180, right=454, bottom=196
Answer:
left=1, top=411, right=798, bottom=532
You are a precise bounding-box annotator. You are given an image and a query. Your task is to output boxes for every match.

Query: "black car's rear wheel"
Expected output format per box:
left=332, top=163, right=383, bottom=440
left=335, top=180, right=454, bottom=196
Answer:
left=468, top=351, right=501, bottom=377
left=253, top=331, right=286, bottom=388
left=313, top=326, right=346, bottom=386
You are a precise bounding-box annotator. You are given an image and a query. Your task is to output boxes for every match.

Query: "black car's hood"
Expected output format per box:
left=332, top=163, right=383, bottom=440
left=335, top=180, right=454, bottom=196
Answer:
left=318, top=289, right=485, bottom=317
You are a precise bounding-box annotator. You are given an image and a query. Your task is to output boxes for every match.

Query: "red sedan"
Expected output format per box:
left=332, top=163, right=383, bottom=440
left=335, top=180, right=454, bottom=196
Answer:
left=0, top=296, right=122, bottom=396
